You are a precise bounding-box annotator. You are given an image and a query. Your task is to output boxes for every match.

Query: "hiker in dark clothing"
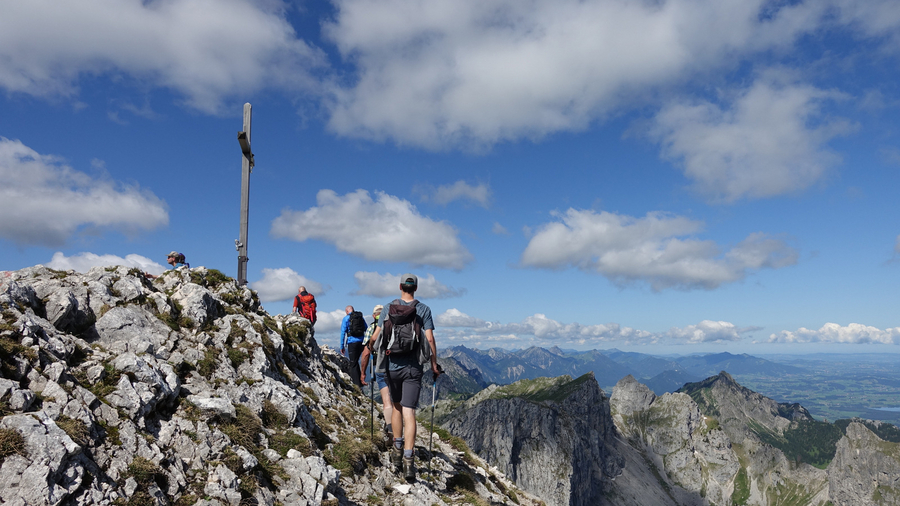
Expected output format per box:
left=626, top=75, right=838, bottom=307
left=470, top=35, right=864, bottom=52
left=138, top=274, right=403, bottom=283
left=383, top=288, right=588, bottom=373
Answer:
left=368, top=273, right=440, bottom=480
left=341, top=305, right=367, bottom=387
left=292, top=286, right=317, bottom=338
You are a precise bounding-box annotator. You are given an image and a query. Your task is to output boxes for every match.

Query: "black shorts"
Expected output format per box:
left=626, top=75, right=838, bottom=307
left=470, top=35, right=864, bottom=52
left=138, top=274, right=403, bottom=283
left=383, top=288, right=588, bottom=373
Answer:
left=385, top=365, right=423, bottom=409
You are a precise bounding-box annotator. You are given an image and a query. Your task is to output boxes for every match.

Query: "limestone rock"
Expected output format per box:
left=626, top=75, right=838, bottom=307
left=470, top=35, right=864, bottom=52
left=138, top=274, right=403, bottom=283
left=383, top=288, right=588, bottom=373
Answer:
left=828, top=422, right=900, bottom=505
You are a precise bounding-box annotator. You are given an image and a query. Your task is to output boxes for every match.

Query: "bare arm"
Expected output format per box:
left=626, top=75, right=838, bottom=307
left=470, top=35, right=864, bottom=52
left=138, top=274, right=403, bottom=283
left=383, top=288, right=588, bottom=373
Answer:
left=425, top=329, right=439, bottom=376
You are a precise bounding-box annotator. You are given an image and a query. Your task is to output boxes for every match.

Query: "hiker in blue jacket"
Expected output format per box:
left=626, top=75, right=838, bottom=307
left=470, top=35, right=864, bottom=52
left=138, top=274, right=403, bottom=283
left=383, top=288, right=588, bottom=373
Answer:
left=341, top=305, right=367, bottom=387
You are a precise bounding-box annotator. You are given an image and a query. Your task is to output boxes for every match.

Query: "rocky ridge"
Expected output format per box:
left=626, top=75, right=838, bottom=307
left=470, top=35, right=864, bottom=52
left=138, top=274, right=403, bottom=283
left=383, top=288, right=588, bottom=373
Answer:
left=0, top=265, right=538, bottom=506
left=445, top=370, right=900, bottom=505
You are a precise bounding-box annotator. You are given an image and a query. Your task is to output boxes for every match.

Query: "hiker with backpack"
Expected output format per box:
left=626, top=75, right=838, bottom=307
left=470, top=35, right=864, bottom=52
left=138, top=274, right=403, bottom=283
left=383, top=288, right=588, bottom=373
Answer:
left=368, top=273, right=440, bottom=481
left=359, top=305, right=394, bottom=443
left=292, top=286, right=317, bottom=338
left=341, top=305, right=368, bottom=387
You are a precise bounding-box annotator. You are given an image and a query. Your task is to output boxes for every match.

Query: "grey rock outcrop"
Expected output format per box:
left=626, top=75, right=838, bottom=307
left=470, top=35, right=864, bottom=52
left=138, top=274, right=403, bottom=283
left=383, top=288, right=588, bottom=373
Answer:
left=828, top=422, right=900, bottom=505
left=444, top=373, right=624, bottom=506
left=0, top=265, right=538, bottom=506
left=612, top=375, right=740, bottom=506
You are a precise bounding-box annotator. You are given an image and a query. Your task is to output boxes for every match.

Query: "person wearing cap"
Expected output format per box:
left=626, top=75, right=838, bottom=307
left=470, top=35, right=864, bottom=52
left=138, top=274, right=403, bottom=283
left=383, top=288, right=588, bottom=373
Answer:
left=166, top=251, right=187, bottom=269
left=359, top=305, right=393, bottom=443
left=368, top=273, right=440, bottom=480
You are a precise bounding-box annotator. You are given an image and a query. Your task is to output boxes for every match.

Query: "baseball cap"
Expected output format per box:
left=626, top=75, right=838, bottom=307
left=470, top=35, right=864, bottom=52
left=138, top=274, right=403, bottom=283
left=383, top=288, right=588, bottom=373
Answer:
left=167, top=251, right=178, bottom=258
left=373, top=305, right=383, bottom=314
left=400, top=273, right=418, bottom=286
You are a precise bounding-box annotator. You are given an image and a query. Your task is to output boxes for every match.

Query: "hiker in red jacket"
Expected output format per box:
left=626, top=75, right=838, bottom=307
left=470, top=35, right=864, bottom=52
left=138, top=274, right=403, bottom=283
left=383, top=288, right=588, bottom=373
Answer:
left=292, top=286, right=317, bottom=338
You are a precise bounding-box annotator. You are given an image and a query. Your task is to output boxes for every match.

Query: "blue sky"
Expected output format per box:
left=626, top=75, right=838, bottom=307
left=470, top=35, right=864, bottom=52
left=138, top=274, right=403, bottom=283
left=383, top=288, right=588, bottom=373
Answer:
left=1, top=0, right=899, bottom=354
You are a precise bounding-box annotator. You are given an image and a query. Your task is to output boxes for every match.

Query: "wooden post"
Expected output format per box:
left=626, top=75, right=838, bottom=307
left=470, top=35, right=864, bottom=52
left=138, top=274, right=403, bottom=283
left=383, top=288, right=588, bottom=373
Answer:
left=236, top=103, right=253, bottom=286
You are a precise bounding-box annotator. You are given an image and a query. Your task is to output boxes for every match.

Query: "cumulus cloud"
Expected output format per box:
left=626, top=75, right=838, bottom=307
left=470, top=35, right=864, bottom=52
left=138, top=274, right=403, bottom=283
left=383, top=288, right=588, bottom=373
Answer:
left=418, top=181, right=491, bottom=207
left=0, top=138, right=168, bottom=246
left=321, top=0, right=841, bottom=149
left=352, top=271, right=465, bottom=299
left=313, top=308, right=348, bottom=334
left=435, top=309, right=653, bottom=346
left=768, top=323, right=900, bottom=345
left=650, top=75, right=852, bottom=202
left=492, top=222, right=510, bottom=235
left=520, top=208, right=798, bottom=291
left=435, top=308, right=758, bottom=347
left=250, top=267, right=325, bottom=303
left=270, top=189, right=472, bottom=269
left=0, top=0, right=324, bottom=112
left=44, top=251, right=166, bottom=275
left=665, top=320, right=748, bottom=343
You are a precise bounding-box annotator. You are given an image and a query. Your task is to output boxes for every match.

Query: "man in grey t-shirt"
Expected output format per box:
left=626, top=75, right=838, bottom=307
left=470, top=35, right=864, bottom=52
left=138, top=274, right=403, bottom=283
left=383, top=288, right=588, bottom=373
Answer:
left=369, top=273, right=440, bottom=480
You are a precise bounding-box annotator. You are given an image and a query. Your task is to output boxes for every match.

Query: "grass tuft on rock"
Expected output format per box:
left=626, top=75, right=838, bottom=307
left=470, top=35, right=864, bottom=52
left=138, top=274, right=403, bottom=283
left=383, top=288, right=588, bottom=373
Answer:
left=0, top=428, right=27, bottom=463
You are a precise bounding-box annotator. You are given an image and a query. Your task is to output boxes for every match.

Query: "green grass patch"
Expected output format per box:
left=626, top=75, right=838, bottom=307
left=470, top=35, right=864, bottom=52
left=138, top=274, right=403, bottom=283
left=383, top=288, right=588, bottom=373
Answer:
left=227, top=348, right=248, bottom=369
left=261, top=399, right=289, bottom=429
left=126, top=456, right=167, bottom=491
left=196, top=349, right=218, bottom=378
left=490, top=373, right=594, bottom=404
left=270, top=431, right=314, bottom=458
left=220, top=404, right=263, bottom=450
left=326, top=437, right=377, bottom=475
left=0, top=428, right=27, bottom=463
left=56, top=415, right=91, bottom=446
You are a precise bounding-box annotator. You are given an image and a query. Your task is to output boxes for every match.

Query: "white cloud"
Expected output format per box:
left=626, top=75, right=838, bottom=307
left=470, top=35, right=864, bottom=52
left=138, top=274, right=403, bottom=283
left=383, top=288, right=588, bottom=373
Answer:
left=520, top=208, right=798, bottom=291
left=250, top=267, right=325, bottom=303
left=435, top=309, right=652, bottom=346
left=435, top=308, right=488, bottom=328
left=44, top=251, right=166, bottom=275
left=321, top=0, right=838, bottom=149
left=0, top=0, right=324, bottom=112
left=352, top=271, right=464, bottom=299
left=665, top=320, right=746, bottom=343
left=315, top=309, right=349, bottom=335
left=650, top=75, right=852, bottom=202
left=768, top=323, right=900, bottom=345
left=270, top=189, right=472, bottom=269
left=0, top=138, right=168, bottom=246
left=435, top=308, right=758, bottom=347
left=419, top=181, right=491, bottom=207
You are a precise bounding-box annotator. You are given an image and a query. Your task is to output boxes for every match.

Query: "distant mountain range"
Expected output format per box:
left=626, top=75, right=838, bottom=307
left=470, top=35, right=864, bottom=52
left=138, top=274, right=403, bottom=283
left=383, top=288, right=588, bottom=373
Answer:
left=438, top=345, right=802, bottom=396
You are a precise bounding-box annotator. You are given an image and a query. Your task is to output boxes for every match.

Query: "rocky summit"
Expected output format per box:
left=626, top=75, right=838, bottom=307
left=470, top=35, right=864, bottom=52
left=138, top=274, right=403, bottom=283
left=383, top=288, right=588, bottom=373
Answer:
left=0, top=265, right=538, bottom=506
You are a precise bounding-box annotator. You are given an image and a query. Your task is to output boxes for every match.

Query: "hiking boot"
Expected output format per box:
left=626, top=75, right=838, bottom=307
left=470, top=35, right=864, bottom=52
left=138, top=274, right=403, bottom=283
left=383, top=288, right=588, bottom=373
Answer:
left=403, top=456, right=416, bottom=481
left=390, top=446, right=403, bottom=472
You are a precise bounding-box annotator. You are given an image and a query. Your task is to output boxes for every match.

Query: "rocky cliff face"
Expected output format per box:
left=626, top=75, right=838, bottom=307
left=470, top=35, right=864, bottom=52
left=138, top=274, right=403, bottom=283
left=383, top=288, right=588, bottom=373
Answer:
left=446, top=369, right=900, bottom=506
left=828, top=421, right=900, bottom=505
left=0, top=265, right=537, bottom=506
left=611, top=376, right=740, bottom=506
left=443, top=373, right=623, bottom=506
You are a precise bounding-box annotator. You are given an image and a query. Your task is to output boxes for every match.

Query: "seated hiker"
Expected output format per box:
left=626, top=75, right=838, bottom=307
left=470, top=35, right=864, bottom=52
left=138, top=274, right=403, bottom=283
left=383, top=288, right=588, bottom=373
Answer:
left=166, top=251, right=189, bottom=269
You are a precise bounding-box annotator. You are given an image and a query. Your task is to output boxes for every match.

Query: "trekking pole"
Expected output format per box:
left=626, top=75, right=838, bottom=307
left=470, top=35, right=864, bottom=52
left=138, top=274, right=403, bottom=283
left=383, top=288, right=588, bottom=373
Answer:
left=370, top=359, right=375, bottom=441
left=428, top=364, right=443, bottom=475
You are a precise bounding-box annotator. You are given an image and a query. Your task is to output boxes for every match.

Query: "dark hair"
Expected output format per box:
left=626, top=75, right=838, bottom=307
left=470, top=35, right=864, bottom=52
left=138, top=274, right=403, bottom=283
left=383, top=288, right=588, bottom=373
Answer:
left=177, top=253, right=186, bottom=264
left=400, top=284, right=416, bottom=295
